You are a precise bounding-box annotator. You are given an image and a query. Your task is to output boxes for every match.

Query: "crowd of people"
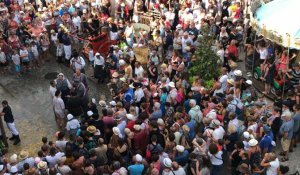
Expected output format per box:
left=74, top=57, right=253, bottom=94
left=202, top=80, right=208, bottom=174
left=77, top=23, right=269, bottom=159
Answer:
left=1, top=0, right=300, bottom=174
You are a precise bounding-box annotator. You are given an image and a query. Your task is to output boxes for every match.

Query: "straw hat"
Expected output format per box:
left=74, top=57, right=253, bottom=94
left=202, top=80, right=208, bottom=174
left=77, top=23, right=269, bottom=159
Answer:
left=234, top=70, right=242, bottom=76
left=19, top=150, right=29, bottom=160
left=37, top=161, right=47, bottom=169
left=168, top=82, right=175, bottom=88
left=113, top=127, right=121, bottom=135
left=87, top=126, right=97, bottom=134
left=134, top=125, right=141, bottom=131
left=229, top=61, right=238, bottom=68
left=163, top=158, right=172, bottom=168
left=182, top=125, right=190, bottom=132
left=248, top=139, right=258, bottom=147
left=227, top=78, right=235, bottom=85
left=10, top=154, right=18, bottom=163
left=57, top=156, right=66, bottom=164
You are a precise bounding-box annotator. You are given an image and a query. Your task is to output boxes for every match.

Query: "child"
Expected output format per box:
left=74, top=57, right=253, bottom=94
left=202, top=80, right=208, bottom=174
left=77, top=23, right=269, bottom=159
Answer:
left=11, top=50, right=21, bottom=77
left=31, top=41, right=40, bottom=69
left=20, top=45, right=29, bottom=73
left=56, top=40, right=64, bottom=63
left=88, top=46, right=94, bottom=66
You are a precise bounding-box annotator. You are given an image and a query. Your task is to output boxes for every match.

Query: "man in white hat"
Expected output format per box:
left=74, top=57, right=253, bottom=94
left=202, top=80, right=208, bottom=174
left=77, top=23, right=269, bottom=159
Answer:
left=188, top=99, right=203, bottom=124
left=279, top=110, right=294, bottom=162
left=167, top=82, right=177, bottom=105
left=211, top=119, right=225, bottom=141
left=175, top=145, right=189, bottom=167
left=128, top=154, right=144, bottom=174
left=66, top=114, right=80, bottom=135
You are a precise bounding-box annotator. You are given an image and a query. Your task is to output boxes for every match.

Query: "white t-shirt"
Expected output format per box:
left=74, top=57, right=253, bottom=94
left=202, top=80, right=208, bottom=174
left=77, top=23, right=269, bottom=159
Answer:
left=208, top=151, right=223, bottom=165
left=45, top=152, right=65, bottom=168
left=12, top=54, right=20, bottom=65
left=212, top=127, right=225, bottom=140
left=259, top=48, right=268, bottom=60
left=266, top=158, right=279, bottom=175
left=135, top=66, right=144, bottom=78
left=219, top=74, right=228, bottom=92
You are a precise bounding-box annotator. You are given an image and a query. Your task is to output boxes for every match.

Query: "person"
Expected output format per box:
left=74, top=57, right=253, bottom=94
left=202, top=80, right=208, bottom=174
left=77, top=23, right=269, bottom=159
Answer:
left=260, top=152, right=280, bottom=175
left=0, top=100, right=21, bottom=145
left=93, top=52, right=105, bottom=83
left=55, top=73, right=72, bottom=104
left=66, top=114, right=80, bottom=136
left=70, top=51, right=86, bottom=73
left=279, top=110, right=294, bottom=162
left=208, top=143, right=223, bottom=175
left=128, top=154, right=144, bottom=175
left=53, top=90, right=66, bottom=130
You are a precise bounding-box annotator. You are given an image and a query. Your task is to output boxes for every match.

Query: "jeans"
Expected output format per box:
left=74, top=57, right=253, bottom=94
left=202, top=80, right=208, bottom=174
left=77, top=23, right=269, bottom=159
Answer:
left=211, top=164, right=222, bottom=175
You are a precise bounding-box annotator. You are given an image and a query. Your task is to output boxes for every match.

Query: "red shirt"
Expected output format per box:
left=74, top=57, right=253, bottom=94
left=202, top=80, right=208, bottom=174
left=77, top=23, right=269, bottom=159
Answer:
left=227, top=45, right=238, bottom=59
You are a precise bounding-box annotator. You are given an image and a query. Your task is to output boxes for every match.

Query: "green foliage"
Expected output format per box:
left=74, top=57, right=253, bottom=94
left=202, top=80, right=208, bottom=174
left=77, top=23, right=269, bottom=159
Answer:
left=189, top=25, right=221, bottom=81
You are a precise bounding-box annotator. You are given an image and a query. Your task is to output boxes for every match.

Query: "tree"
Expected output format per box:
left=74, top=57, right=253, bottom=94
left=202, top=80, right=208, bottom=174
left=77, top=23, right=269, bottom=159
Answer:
left=189, top=24, right=221, bottom=82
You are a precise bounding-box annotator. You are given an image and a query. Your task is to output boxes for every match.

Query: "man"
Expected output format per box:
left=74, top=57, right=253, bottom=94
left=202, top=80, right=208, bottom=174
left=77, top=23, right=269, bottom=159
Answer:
left=72, top=69, right=88, bottom=89
left=66, top=114, right=80, bottom=136
left=70, top=51, right=86, bottom=73
left=219, top=67, right=228, bottom=92
left=259, top=125, right=274, bottom=154
left=53, top=90, right=66, bottom=130
left=149, top=102, right=162, bottom=121
left=128, top=154, right=144, bottom=175
left=188, top=99, right=203, bottom=124
left=0, top=100, right=21, bottom=145
left=93, top=52, right=105, bottom=83
left=279, top=110, right=294, bottom=162
left=134, top=61, right=144, bottom=79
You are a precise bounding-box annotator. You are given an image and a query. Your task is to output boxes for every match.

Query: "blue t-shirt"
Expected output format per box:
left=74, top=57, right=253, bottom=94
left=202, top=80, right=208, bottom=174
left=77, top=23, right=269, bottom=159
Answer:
left=185, top=120, right=196, bottom=139
left=128, top=164, right=144, bottom=175
left=280, top=120, right=294, bottom=139
left=259, top=133, right=274, bottom=152
left=175, top=150, right=189, bottom=167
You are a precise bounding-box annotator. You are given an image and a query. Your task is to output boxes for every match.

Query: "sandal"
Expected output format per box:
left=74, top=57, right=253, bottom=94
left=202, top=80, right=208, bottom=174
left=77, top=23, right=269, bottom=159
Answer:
left=280, top=157, right=289, bottom=162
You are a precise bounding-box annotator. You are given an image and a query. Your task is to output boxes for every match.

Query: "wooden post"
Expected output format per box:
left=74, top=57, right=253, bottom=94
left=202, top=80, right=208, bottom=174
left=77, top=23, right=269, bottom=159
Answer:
left=0, top=118, right=8, bottom=148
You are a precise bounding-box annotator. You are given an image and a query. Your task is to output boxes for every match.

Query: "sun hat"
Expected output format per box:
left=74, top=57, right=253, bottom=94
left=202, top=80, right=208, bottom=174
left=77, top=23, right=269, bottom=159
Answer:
left=157, top=118, right=164, bottom=125
left=227, top=78, right=235, bottom=85
left=37, top=161, right=47, bottom=169
left=67, top=114, right=73, bottom=120
left=119, top=59, right=126, bottom=66
left=109, top=101, right=117, bottom=106
left=99, top=100, right=106, bottom=107
left=87, top=111, right=93, bottom=117
left=168, top=82, right=175, bottom=88
left=246, top=80, right=252, bottom=85
left=281, top=111, right=292, bottom=118
left=19, top=150, right=29, bottom=160
left=163, top=158, right=172, bottom=168
left=248, top=139, right=258, bottom=147
left=10, top=154, right=18, bottom=164
left=134, top=124, right=141, bottom=131
left=234, top=70, right=242, bottom=76
left=243, top=131, right=250, bottom=139
left=95, top=52, right=100, bottom=56
left=87, top=126, right=97, bottom=134
left=135, top=154, right=143, bottom=162
left=113, top=127, right=121, bottom=135
left=211, top=119, right=221, bottom=126
left=176, top=145, right=185, bottom=152
left=10, top=166, right=18, bottom=173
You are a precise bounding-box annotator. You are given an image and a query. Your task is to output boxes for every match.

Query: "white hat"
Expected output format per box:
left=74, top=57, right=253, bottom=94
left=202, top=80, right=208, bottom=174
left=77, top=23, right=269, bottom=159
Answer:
left=113, top=127, right=121, bottom=135
left=126, top=114, right=135, bottom=121
left=157, top=118, right=164, bottom=125
left=134, top=124, right=141, bottom=131
left=163, top=158, right=172, bottom=168
left=38, top=8, right=42, bottom=12
left=42, top=7, right=47, bottom=11
left=99, top=100, right=107, bottom=107
left=246, top=80, right=252, bottom=85
left=234, top=70, right=242, bottom=76
left=10, top=167, right=18, bottom=173
left=243, top=131, right=250, bottom=139
left=83, top=9, right=87, bottom=13
left=168, top=82, right=175, bottom=88
left=67, top=114, right=74, bottom=120
left=109, top=101, right=117, bottom=106
left=123, top=46, right=129, bottom=51
left=95, top=52, right=100, bottom=56
left=176, top=145, right=185, bottom=152
left=10, top=154, right=18, bottom=163
left=211, top=119, right=220, bottom=126
left=120, top=77, right=126, bottom=82
left=91, top=98, right=96, bottom=104
left=248, top=139, right=258, bottom=147
left=87, top=111, right=93, bottom=117
left=119, top=59, right=126, bottom=66
left=281, top=111, right=292, bottom=118
left=135, top=154, right=143, bottom=162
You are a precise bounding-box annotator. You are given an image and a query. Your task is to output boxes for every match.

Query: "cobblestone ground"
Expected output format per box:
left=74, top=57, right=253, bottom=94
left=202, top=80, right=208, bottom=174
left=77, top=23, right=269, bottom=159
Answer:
left=0, top=57, right=110, bottom=156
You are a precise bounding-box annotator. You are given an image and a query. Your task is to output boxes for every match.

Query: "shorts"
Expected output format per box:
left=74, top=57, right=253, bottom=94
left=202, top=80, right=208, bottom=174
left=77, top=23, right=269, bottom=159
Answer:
left=15, top=65, right=21, bottom=72
left=281, top=138, right=291, bottom=151
left=259, top=59, right=266, bottom=64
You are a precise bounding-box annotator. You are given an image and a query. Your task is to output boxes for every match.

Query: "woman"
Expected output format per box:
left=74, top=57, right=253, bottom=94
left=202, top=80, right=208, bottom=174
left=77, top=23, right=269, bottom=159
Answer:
left=260, top=152, right=279, bottom=175
left=148, top=61, right=158, bottom=82
left=208, top=143, right=223, bottom=175
left=114, top=138, right=129, bottom=162
left=173, top=31, right=182, bottom=52
left=248, top=139, right=262, bottom=174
